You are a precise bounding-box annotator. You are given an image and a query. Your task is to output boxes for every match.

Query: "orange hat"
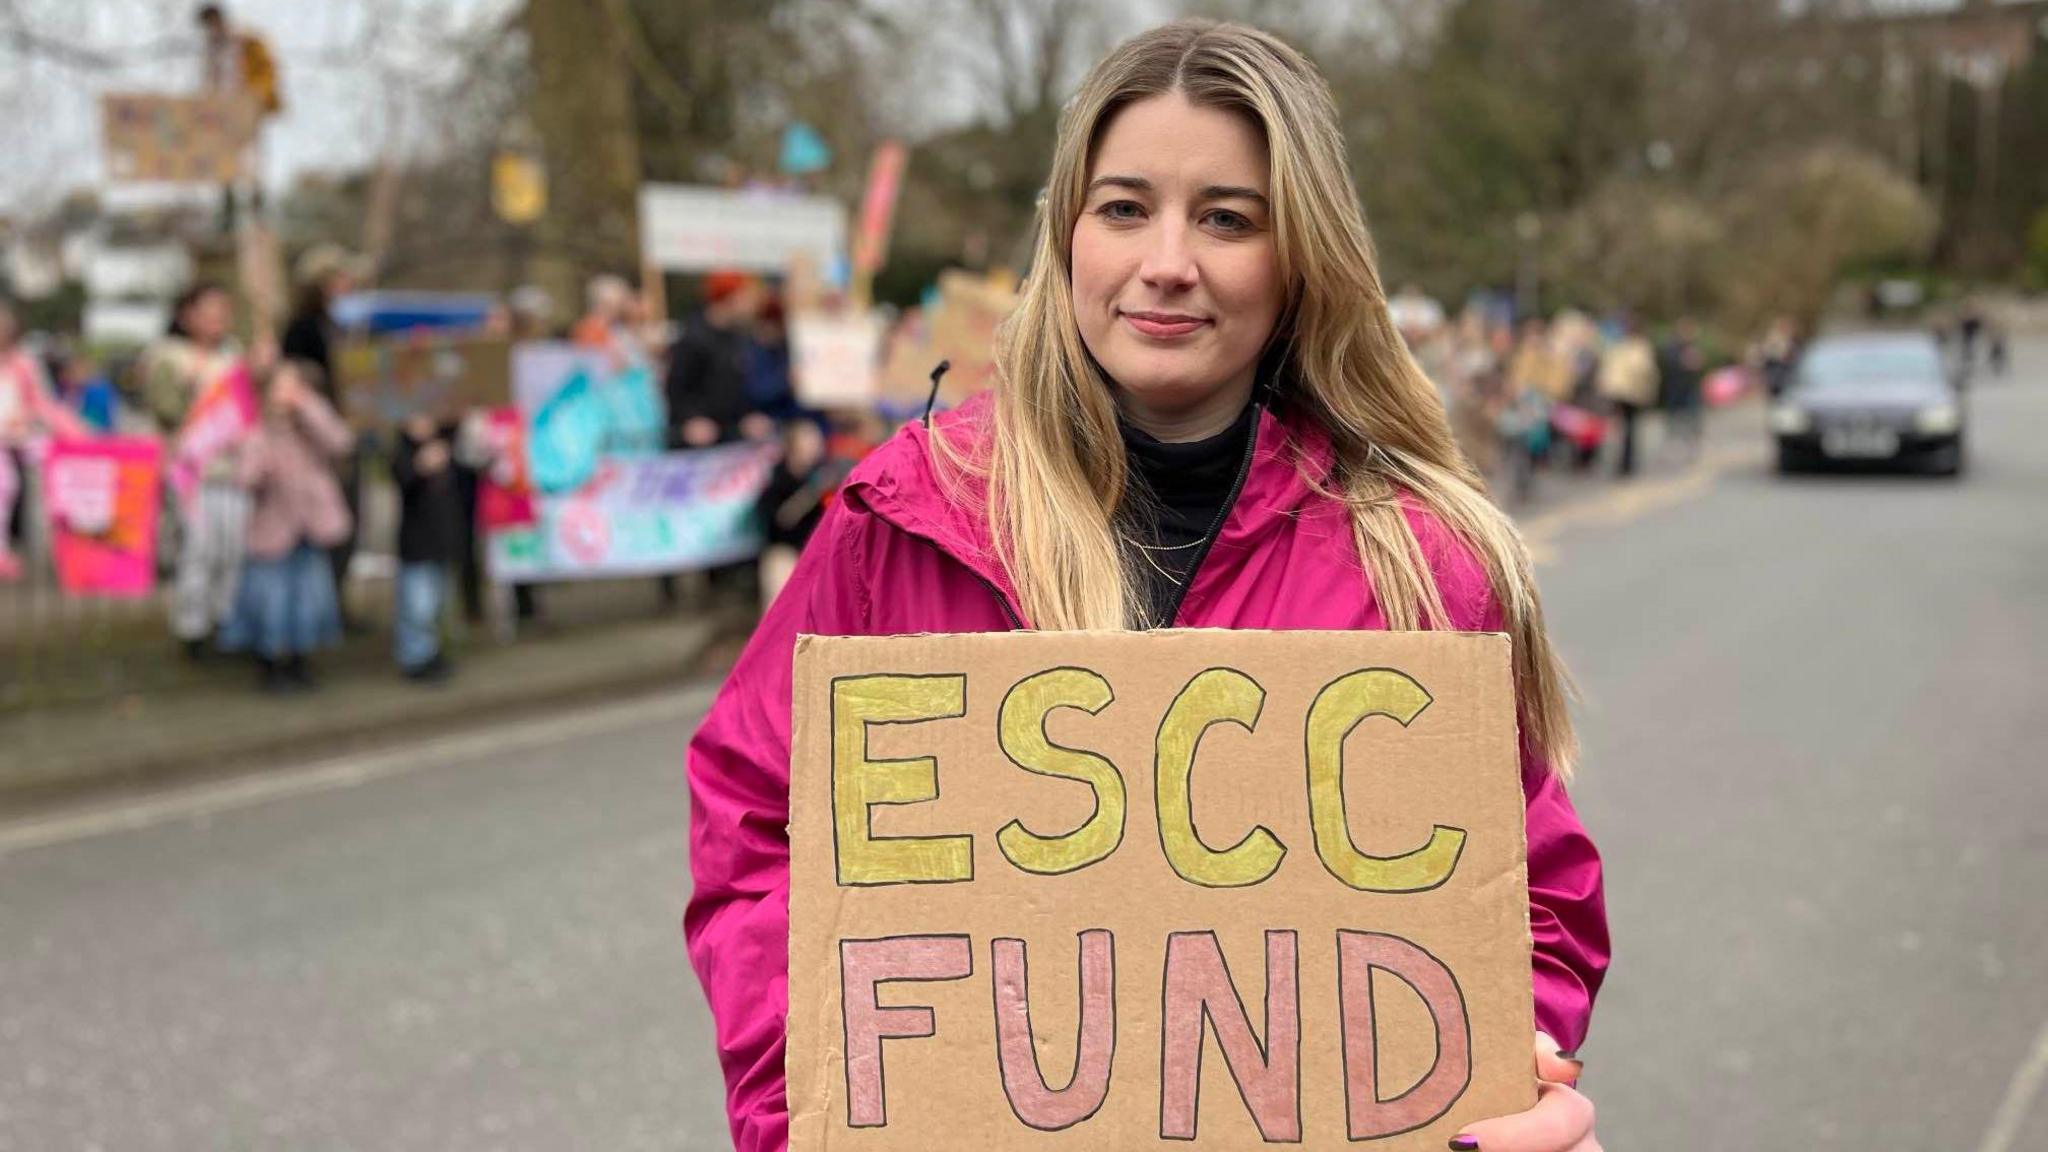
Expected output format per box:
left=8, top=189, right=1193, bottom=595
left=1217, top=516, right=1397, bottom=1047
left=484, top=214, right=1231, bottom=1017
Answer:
left=703, top=269, right=752, bottom=304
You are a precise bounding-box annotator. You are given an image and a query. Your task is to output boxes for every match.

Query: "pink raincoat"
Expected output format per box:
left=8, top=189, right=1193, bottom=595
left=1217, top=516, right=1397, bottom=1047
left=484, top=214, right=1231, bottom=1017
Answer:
left=685, top=396, right=1609, bottom=1151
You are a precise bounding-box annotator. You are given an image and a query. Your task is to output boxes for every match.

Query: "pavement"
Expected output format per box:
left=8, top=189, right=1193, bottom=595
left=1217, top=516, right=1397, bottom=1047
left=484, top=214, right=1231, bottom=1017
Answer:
left=5, top=354, right=2044, bottom=1149
left=0, top=580, right=747, bottom=812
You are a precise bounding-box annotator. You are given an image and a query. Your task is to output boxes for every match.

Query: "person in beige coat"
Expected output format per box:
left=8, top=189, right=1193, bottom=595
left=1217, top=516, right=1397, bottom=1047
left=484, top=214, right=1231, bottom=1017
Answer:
left=234, top=359, right=354, bottom=691
left=1597, top=319, right=1660, bottom=477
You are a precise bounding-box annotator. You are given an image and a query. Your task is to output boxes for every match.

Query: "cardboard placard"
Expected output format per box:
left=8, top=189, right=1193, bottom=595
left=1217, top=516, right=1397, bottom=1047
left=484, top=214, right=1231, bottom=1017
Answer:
left=791, top=311, right=887, bottom=408
left=788, top=630, right=1537, bottom=1149
left=101, top=94, right=254, bottom=184
left=335, top=334, right=512, bottom=428
left=926, top=269, right=1016, bottom=398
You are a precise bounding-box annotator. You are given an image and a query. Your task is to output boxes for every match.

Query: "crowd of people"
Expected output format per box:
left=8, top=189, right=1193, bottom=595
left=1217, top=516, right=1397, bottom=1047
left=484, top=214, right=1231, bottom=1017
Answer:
left=1390, top=287, right=1797, bottom=503
left=0, top=250, right=873, bottom=694
left=5, top=243, right=1820, bottom=700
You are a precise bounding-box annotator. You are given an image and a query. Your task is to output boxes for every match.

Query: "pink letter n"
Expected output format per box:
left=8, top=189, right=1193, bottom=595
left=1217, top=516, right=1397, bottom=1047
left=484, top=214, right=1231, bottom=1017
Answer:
left=1159, top=929, right=1302, bottom=1142
left=839, top=934, right=974, bottom=1128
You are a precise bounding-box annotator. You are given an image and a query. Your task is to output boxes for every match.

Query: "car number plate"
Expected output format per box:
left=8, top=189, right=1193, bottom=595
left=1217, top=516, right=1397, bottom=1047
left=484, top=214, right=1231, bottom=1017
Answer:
left=1822, top=428, right=1898, bottom=458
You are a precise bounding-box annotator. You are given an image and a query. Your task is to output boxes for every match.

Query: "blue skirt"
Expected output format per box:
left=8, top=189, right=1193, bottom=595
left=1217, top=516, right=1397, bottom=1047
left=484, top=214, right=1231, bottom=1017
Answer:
left=221, top=542, right=340, bottom=658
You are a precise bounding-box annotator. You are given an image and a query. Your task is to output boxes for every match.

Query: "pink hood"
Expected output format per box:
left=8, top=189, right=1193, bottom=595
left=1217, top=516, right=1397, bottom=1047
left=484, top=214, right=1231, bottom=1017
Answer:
left=684, top=395, right=1608, bottom=1152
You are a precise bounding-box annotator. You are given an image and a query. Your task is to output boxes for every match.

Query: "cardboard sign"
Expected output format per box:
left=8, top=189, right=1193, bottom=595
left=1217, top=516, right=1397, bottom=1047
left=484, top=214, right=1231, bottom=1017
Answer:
left=788, top=630, right=1536, bottom=1149
left=335, top=334, right=512, bottom=428
left=791, top=311, right=887, bottom=408
left=101, top=94, right=254, bottom=184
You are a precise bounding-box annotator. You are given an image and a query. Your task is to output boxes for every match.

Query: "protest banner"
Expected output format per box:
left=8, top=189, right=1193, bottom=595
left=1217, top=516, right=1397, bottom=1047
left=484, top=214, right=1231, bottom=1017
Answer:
left=43, top=438, right=162, bottom=598
left=167, top=360, right=256, bottom=511
left=101, top=94, right=254, bottom=184
left=335, top=334, right=513, bottom=429
left=484, top=443, right=776, bottom=582
left=512, top=342, right=666, bottom=493
left=640, top=184, right=847, bottom=274
left=788, top=629, right=1536, bottom=1149
left=790, top=311, right=888, bottom=408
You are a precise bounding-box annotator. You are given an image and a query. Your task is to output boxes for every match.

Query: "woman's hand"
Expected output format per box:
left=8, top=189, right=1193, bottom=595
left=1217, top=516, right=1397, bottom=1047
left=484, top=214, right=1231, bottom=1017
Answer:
left=1447, top=1033, right=1595, bottom=1151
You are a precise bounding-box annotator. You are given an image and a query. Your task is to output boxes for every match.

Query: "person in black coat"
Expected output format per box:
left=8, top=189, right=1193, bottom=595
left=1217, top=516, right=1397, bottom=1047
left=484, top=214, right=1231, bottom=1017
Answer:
left=665, top=270, right=773, bottom=448
left=391, top=412, right=463, bottom=681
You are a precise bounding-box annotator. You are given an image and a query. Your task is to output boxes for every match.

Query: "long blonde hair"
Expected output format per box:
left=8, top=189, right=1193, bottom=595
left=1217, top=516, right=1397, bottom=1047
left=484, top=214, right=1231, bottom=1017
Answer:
left=943, top=18, right=1578, bottom=776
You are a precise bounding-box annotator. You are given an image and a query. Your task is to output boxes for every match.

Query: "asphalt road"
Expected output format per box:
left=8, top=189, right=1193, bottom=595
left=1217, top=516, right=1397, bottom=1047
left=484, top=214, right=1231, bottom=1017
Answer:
left=3, top=347, right=2045, bottom=1150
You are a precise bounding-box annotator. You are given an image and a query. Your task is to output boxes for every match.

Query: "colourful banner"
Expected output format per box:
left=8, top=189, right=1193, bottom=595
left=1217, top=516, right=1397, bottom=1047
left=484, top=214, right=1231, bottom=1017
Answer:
left=44, top=437, right=163, bottom=598
left=485, top=443, right=776, bottom=582
left=513, top=343, right=666, bottom=495
left=168, top=361, right=256, bottom=509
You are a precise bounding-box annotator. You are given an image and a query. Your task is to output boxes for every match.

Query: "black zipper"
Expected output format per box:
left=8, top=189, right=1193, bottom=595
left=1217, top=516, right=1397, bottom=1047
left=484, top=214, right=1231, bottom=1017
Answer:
left=969, top=566, right=1025, bottom=630
left=1157, top=401, right=1262, bottom=628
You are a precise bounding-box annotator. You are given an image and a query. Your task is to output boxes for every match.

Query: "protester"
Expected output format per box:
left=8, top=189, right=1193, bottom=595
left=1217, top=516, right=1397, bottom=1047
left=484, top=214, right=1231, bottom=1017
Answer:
left=498, top=286, right=557, bottom=624
left=1597, top=316, right=1659, bottom=478
left=235, top=359, right=353, bottom=692
left=390, top=412, right=465, bottom=682
left=0, top=299, right=90, bottom=581
left=1754, top=315, right=1800, bottom=398
left=1444, top=307, right=1503, bottom=478
left=571, top=273, right=648, bottom=366
left=1500, top=316, right=1558, bottom=501
left=684, top=20, right=1606, bottom=1152
left=1658, top=316, right=1706, bottom=459
left=142, top=283, right=253, bottom=657
left=54, top=347, right=119, bottom=433
left=752, top=411, right=875, bottom=607
left=282, top=244, right=368, bottom=629
left=197, top=3, right=282, bottom=117
left=744, top=295, right=800, bottom=424
left=665, top=270, right=772, bottom=447
left=507, top=285, right=557, bottom=341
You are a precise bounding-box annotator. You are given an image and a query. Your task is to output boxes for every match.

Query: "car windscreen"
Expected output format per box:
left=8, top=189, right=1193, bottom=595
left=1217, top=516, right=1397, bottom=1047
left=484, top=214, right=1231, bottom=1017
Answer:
left=1797, top=343, right=1943, bottom=396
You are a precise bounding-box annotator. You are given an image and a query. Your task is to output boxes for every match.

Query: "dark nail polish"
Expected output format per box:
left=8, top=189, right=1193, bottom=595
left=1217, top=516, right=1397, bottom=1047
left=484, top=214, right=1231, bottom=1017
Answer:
left=1448, top=1139, right=1479, bottom=1151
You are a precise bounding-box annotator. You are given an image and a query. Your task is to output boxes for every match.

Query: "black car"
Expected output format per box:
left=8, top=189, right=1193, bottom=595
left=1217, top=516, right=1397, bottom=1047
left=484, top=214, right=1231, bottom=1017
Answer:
left=1770, top=332, right=1964, bottom=476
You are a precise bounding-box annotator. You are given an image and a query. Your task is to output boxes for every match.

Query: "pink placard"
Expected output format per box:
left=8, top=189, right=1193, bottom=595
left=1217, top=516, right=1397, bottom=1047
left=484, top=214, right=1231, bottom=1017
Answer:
left=44, top=437, right=163, bottom=598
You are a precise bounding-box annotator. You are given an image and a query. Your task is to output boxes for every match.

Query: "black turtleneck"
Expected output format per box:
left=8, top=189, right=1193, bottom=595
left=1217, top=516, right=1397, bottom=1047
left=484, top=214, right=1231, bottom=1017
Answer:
left=1119, top=401, right=1259, bottom=629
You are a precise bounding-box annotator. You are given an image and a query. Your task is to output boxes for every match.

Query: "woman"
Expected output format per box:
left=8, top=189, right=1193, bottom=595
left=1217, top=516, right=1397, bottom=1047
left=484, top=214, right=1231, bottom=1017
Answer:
left=236, top=360, right=353, bottom=691
left=141, top=283, right=251, bottom=656
left=282, top=244, right=366, bottom=630
left=0, top=298, right=89, bottom=581
left=686, top=20, right=1607, bottom=1152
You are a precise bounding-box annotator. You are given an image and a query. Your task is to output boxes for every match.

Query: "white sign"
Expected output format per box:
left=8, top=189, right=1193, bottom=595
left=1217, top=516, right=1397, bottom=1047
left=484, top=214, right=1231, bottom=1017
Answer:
left=639, top=184, right=846, bottom=274
left=789, top=311, right=886, bottom=408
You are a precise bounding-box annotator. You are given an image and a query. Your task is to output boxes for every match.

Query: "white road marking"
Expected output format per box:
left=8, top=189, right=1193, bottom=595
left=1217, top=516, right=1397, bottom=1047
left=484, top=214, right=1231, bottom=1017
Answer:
left=0, top=687, right=717, bottom=859
left=1976, top=1012, right=2048, bottom=1152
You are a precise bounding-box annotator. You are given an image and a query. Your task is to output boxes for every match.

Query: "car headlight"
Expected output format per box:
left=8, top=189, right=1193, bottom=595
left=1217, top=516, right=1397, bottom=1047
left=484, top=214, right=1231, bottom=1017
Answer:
left=1769, top=405, right=1812, bottom=435
left=1915, top=404, right=1959, bottom=435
